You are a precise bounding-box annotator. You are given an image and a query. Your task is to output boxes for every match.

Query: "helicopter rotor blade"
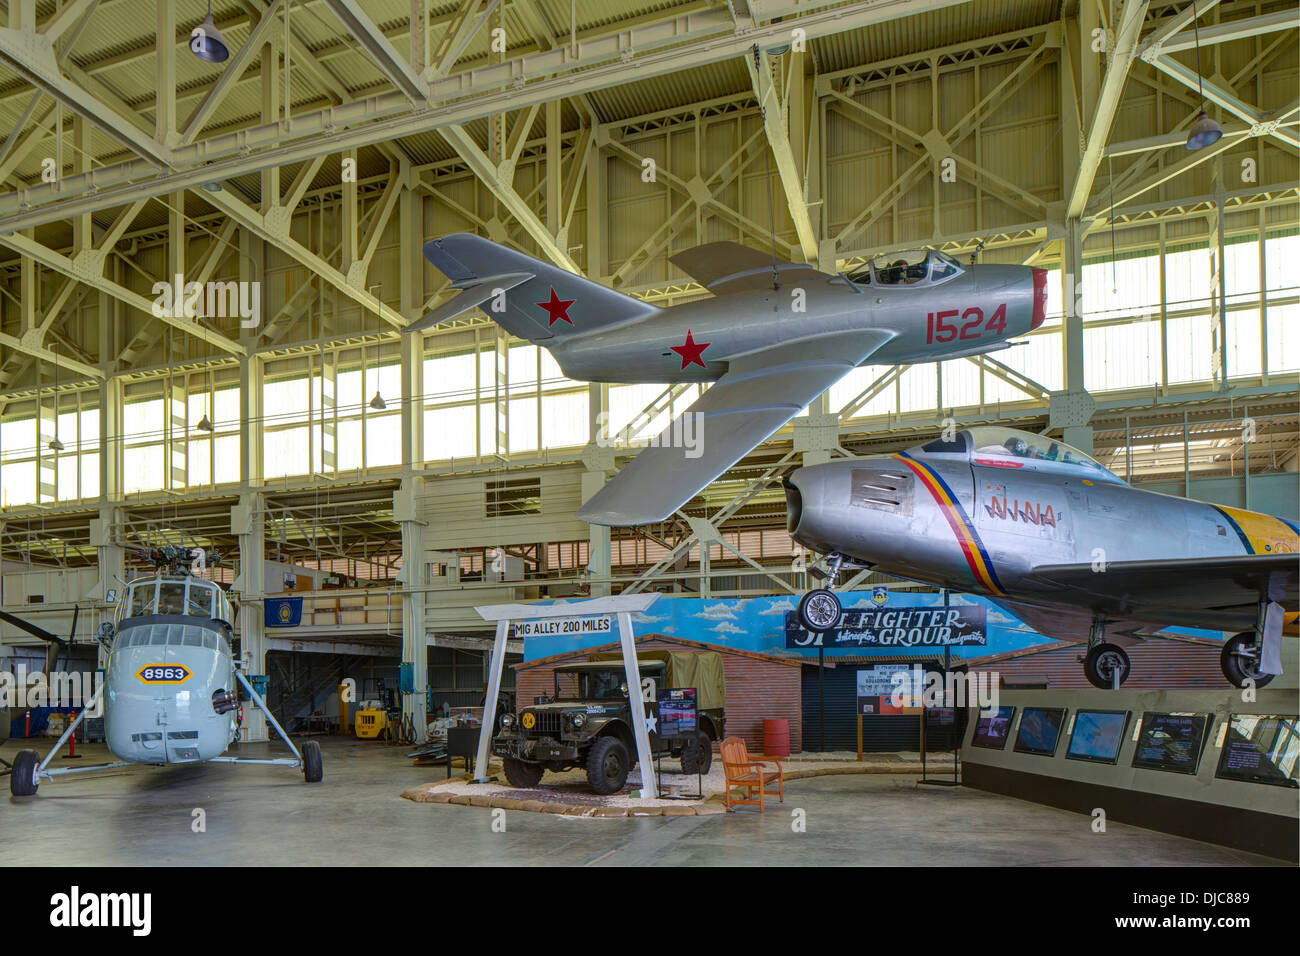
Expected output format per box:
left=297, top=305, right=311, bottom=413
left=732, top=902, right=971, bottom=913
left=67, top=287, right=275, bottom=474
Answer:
left=0, top=609, right=68, bottom=647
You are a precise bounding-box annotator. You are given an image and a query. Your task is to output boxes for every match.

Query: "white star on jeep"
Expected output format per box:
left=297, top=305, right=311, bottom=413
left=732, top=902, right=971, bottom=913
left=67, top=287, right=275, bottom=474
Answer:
left=644, top=714, right=657, bottom=734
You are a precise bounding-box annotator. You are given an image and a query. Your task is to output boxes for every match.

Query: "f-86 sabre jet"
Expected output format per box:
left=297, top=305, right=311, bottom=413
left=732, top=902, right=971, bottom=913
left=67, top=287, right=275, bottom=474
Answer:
left=783, top=426, right=1299, bottom=689
left=407, top=235, right=1047, bottom=525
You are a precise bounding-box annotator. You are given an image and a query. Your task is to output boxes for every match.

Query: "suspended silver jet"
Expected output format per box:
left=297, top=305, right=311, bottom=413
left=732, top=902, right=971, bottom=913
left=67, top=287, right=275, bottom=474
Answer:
left=783, top=426, right=1299, bottom=689
left=407, top=235, right=1047, bottom=525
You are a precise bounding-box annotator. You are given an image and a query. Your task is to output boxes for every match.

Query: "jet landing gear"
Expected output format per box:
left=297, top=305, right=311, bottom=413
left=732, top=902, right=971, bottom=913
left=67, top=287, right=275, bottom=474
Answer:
left=798, top=589, right=843, bottom=632
left=1220, top=602, right=1278, bottom=689
left=1081, top=618, right=1130, bottom=689
left=798, top=554, right=845, bottom=633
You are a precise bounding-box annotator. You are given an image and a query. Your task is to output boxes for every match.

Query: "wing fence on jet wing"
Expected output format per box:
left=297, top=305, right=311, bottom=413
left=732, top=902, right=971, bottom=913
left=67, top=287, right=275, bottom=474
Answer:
left=576, top=329, right=895, bottom=526
left=667, top=241, right=834, bottom=295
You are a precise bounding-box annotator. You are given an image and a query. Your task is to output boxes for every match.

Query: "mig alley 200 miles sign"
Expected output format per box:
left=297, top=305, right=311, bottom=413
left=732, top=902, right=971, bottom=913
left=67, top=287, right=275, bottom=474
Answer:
left=785, top=605, right=987, bottom=649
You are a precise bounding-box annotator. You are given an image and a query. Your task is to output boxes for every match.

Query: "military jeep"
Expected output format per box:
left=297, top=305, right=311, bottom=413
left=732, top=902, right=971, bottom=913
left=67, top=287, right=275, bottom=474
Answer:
left=493, top=652, right=726, bottom=795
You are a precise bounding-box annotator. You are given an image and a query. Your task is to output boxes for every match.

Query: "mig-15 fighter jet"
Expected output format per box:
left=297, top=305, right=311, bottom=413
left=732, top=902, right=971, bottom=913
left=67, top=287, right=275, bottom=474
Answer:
left=408, top=235, right=1047, bottom=526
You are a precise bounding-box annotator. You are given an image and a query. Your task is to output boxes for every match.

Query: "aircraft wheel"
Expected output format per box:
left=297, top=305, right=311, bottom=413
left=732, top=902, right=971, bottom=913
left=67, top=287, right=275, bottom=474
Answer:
left=1220, top=632, right=1274, bottom=689
left=798, top=589, right=842, bottom=633
left=301, top=740, right=324, bottom=783
left=10, top=749, right=39, bottom=796
left=1083, top=643, right=1130, bottom=689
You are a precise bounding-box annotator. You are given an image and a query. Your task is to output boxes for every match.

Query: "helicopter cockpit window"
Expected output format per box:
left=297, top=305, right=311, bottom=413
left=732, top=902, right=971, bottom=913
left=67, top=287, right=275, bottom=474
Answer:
left=186, top=582, right=214, bottom=618
left=128, top=582, right=157, bottom=618
left=872, top=250, right=930, bottom=285
left=158, top=581, right=187, bottom=616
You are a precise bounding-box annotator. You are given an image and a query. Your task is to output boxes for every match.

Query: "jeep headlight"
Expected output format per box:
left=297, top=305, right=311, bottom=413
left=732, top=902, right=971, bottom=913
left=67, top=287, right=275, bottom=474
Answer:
left=568, top=712, right=586, bottom=729
left=500, top=713, right=516, bottom=729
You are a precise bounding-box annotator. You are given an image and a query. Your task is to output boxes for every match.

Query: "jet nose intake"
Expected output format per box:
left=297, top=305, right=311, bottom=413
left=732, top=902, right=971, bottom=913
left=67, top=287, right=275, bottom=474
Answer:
left=783, top=474, right=803, bottom=536
left=1031, top=267, right=1048, bottom=330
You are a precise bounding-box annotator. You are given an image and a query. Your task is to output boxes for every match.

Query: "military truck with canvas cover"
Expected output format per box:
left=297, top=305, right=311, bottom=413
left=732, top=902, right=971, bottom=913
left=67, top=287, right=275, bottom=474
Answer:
left=493, top=651, right=726, bottom=794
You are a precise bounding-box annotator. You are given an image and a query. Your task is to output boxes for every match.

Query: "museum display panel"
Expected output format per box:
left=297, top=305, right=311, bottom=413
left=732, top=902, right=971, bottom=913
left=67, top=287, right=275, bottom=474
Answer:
left=1065, top=710, right=1130, bottom=765
left=1131, top=712, right=1212, bottom=775
left=1214, top=715, right=1300, bottom=788
left=1013, top=707, right=1066, bottom=757
left=971, top=706, right=1015, bottom=750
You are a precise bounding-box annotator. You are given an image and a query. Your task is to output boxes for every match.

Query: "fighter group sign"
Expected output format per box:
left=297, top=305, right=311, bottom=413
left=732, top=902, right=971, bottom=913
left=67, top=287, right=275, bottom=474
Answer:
left=786, top=605, right=987, bottom=649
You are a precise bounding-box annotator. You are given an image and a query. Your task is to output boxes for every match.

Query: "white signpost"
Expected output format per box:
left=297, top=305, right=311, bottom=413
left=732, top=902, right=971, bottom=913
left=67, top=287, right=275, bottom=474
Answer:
left=471, top=593, right=662, bottom=798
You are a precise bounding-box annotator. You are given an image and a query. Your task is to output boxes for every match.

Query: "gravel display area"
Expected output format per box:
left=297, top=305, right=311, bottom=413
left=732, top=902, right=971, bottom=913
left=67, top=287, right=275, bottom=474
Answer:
left=401, top=751, right=937, bottom=816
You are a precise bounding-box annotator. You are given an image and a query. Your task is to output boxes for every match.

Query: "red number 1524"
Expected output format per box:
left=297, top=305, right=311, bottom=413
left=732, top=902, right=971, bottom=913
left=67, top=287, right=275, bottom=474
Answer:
left=925, top=304, right=1007, bottom=344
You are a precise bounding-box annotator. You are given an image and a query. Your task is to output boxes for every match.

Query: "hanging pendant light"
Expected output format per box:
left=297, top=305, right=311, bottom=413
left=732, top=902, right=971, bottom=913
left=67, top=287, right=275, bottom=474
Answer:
left=369, top=391, right=386, bottom=411
left=196, top=368, right=214, bottom=431
left=47, top=351, right=63, bottom=452
left=1187, top=109, right=1223, bottom=150
left=1184, top=1, right=1222, bottom=150
left=190, top=0, right=230, bottom=63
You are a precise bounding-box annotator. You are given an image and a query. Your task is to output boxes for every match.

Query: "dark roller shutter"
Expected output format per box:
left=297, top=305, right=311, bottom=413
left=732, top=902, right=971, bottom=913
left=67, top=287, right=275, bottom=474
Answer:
left=801, top=663, right=923, bottom=752
left=800, top=662, right=970, bottom=753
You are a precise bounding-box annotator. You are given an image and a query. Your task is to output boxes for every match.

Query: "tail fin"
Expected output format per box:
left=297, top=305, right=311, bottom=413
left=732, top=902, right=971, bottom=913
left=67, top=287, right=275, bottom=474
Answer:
left=407, top=233, right=656, bottom=339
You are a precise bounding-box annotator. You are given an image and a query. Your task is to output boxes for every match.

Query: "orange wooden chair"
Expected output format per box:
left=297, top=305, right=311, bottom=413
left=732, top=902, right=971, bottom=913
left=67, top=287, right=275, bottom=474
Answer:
left=720, top=736, right=784, bottom=811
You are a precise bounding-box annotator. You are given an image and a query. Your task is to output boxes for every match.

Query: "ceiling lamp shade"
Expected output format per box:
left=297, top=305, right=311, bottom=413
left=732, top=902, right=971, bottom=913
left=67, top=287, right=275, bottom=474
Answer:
left=48, top=436, right=64, bottom=452
left=196, top=414, right=213, bottom=432
left=1186, top=109, right=1223, bottom=150
left=190, top=7, right=229, bottom=63
left=369, top=392, right=386, bottom=411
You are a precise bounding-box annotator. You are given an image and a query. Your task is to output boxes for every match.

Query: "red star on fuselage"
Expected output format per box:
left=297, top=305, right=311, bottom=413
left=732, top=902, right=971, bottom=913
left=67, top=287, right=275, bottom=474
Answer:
left=536, top=288, right=575, bottom=326
left=671, top=329, right=711, bottom=369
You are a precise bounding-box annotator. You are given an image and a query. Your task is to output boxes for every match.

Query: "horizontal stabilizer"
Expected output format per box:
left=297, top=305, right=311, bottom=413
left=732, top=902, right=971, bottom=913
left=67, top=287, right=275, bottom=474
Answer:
left=417, top=234, right=656, bottom=342
left=405, top=272, right=533, bottom=333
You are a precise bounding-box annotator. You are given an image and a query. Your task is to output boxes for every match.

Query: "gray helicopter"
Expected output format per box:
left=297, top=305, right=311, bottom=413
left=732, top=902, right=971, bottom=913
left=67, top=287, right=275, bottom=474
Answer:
left=784, top=426, right=1298, bottom=689
left=3, top=547, right=322, bottom=796
left=407, top=235, right=1047, bottom=526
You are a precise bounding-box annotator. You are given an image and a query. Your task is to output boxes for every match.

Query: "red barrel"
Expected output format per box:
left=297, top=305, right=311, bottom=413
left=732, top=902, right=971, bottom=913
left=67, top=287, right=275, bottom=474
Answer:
left=763, top=718, right=790, bottom=758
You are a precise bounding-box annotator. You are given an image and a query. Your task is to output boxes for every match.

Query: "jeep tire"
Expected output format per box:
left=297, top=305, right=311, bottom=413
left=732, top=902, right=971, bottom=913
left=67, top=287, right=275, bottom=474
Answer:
left=503, top=756, right=545, bottom=788
left=586, top=736, right=630, bottom=795
left=679, top=729, right=713, bottom=775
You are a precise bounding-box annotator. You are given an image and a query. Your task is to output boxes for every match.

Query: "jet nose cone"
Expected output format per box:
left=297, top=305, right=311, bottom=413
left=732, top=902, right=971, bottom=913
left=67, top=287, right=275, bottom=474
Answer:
left=1031, top=267, right=1048, bottom=330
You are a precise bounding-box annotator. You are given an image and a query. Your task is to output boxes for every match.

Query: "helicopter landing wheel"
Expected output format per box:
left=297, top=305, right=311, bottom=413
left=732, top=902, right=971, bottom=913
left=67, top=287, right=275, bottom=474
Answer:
left=9, top=750, right=39, bottom=796
left=301, top=740, right=323, bottom=783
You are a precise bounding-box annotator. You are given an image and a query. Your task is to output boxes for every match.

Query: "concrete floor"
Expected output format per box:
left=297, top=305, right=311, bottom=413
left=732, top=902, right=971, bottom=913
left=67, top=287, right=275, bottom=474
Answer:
left=0, top=737, right=1283, bottom=866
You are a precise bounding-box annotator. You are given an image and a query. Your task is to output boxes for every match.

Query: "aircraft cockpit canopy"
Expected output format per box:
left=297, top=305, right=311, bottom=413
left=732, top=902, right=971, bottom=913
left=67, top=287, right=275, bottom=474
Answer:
left=845, top=249, right=965, bottom=287
left=118, top=574, right=233, bottom=625
left=916, top=426, right=1123, bottom=483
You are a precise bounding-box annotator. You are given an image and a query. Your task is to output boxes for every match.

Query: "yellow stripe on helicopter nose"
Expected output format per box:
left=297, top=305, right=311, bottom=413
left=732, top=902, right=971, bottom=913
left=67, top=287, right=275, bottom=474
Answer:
left=1214, top=505, right=1299, bottom=555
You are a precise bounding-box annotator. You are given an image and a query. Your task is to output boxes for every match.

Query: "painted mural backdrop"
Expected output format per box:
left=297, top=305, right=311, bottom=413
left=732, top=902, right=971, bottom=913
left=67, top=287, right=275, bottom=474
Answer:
left=521, top=589, right=1229, bottom=663
left=523, top=590, right=1040, bottom=662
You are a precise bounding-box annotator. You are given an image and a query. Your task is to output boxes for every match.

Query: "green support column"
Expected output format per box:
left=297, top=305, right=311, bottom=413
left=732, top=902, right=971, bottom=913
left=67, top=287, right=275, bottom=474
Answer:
left=396, top=478, right=428, bottom=743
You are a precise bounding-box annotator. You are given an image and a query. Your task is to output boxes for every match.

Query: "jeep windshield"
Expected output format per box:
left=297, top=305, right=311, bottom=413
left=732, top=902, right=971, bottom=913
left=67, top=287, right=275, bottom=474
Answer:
left=554, top=668, right=626, bottom=701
